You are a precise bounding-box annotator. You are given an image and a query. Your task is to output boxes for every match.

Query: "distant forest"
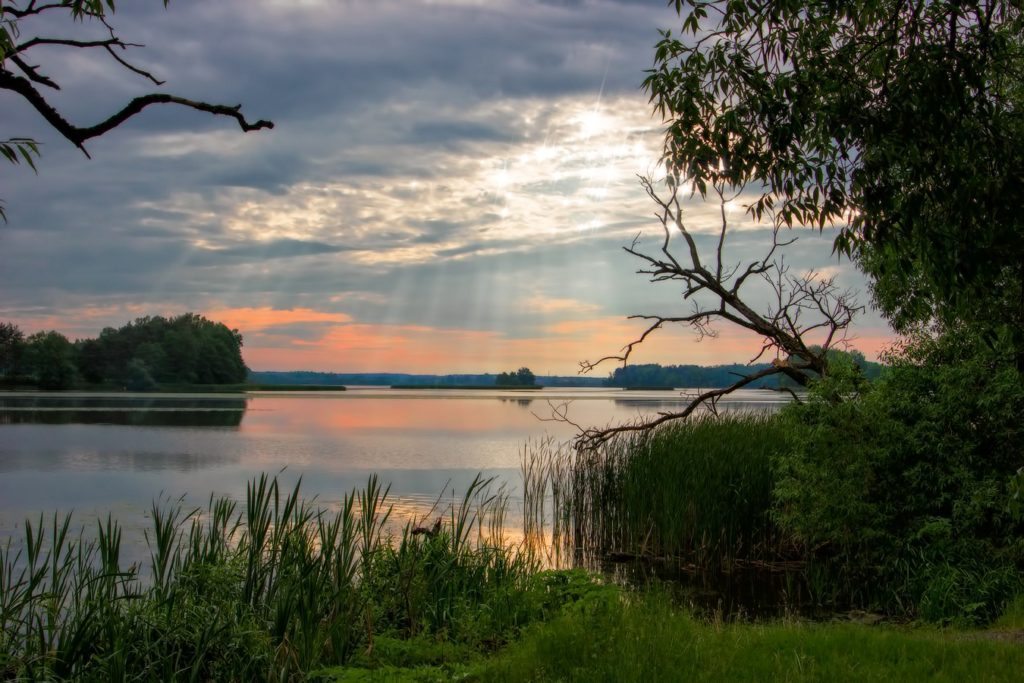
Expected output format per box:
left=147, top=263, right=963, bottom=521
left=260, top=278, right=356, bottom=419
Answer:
left=604, top=351, right=883, bottom=389
left=1, top=314, right=882, bottom=392
left=0, top=314, right=246, bottom=390
left=250, top=351, right=882, bottom=389
left=249, top=370, right=603, bottom=387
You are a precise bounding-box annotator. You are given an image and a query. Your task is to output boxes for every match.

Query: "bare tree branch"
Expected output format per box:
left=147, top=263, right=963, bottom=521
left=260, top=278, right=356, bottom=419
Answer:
left=3, top=3, right=67, bottom=20
left=572, top=176, right=861, bottom=448
left=1, top=1, right=270, bottom=163
left=0, top=70, right=272, bottom=158
left=103, top=44, right=165, bottom=85
left=11, top=35, right=166, bottom=85
left=574, top=364, right=786, bottom=449
left=8, top=53, right=57, bottom=88
left=14, top=36, right=131, bottom=52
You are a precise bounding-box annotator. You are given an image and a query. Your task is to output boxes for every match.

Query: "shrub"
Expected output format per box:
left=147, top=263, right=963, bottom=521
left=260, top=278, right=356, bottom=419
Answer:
left=775, top=331, right=1024, bottom=621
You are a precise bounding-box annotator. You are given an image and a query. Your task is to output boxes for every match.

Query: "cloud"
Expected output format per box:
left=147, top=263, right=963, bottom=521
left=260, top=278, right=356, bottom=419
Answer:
left=0, top=0, right=895, bottom=371
left=202, top=307, right=353, bottom=333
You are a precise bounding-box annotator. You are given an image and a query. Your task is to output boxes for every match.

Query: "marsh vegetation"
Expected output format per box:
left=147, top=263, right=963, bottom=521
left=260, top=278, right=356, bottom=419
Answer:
left=0, top=474, right=550, bottom=680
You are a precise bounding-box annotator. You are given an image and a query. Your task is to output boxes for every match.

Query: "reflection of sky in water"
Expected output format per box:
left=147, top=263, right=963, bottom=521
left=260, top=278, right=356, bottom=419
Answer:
left=0, top=389, right=787, bottom=552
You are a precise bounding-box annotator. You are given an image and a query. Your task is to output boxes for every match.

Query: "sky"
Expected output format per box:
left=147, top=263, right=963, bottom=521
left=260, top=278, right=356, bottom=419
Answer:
left=0, top=0, right=894, bottom=375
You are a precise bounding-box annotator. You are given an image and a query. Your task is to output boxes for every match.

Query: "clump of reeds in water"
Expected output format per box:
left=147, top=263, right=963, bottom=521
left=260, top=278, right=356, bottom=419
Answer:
left=523, top=414, right=799, bottom=573
left=0, top=473, right=538, bottom=681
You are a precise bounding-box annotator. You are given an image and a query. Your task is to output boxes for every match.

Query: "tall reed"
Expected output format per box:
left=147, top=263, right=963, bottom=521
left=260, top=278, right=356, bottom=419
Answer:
left=0, top=473, right=538, bottom=681
left=523, top=414, right=798, bottom=572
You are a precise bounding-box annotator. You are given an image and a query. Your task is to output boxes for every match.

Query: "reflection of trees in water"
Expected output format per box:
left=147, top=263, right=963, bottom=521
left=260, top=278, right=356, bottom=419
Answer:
left=0, top=396, right=247, bottom=427
left=0, top=449, right=240, bottom=473
left=0, top=396, right=247, bottom=409
left=498, top=398, right=535, bottom=409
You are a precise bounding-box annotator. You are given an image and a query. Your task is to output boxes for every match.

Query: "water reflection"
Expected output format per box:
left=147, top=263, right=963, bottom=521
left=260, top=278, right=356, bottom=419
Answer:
left=0, top=394, right=248, bottom=409
left=0, top=449, right=240, bottom=473
left=0, top=410, right=245, bottom=427
left=0, top=389, right=790, bottom=552
left=498, top=397, right=535, bottom=408
left=0, top=394, right=247, bottom=427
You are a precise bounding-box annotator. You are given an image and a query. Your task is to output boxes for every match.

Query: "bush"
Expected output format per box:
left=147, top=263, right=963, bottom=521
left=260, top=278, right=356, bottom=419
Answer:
left=775, top=331, right=1024, bottom=621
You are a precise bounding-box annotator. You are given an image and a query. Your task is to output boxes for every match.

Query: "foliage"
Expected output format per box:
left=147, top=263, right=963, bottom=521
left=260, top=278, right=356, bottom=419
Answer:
left=646, top=1, right=1024, bottom=344
left=75, top=312, right=247, bottom=387
left=0, top=321, right=25, bottom=378
left=22, top=330, right=78, bottom=389
left=606, top=362, right=774, bottom=388
left=3, top=314, right=247, bottom=389
left=524, top=415, right=796, bottom=571
left=0, top=138, right=38, bottom=221
left=635, top=3, right=1024, bottom=624
left=0, top=474, right=553, bottom=682
left=993, top=592, right=1024, bottom=631
left=775, top=331, right=1024, bottom=622
left=474, top=592, right=1024, bottom=682
left=604, top=355, right=882, bottom=389
left=495, top=367, right=536, bottom=386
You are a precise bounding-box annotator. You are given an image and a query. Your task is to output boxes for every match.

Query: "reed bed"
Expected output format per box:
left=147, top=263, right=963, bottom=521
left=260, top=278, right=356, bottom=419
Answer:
left=0, top=474, right=540, bottom=682
left=523, top=414, right=799, bottom=572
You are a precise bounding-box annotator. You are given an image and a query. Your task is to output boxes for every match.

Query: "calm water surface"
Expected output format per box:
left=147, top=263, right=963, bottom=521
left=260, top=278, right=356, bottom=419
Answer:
left=0, top=387, right=788, bottom=549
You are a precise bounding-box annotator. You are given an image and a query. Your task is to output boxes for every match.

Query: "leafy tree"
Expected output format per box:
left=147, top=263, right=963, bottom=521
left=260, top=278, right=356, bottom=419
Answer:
left=72, top=313, right=246, bottom=387
left=569, top=0, right=1023, bottom=624
left=604, top=355, right=881, bottom=389
left=0, top=1, right=272, bottom=220
left=514, top=367, right=536, bottom=386
left=125, top=357, right=158, bottom=392
left=495, top=367, right=537, bottom=386
left=23, top=330, right=77, bottom=389
left=645, top=1, right=1024, bottom=351
left=775, top=331, right=1024, bottom=621
left=0, top=320, right=25, bottom=377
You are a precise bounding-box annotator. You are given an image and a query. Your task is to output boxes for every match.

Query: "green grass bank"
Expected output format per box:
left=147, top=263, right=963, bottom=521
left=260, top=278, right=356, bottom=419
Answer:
left=2, top=468, right=1022, bottom=681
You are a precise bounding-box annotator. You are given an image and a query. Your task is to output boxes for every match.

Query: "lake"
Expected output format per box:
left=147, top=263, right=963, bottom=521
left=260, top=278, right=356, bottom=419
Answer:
left=0, top=387, right=789, bottom=554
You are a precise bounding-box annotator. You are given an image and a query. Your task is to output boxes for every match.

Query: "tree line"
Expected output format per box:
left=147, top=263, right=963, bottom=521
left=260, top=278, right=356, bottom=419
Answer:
left=0, top=314, right=246, bottom=390
left=605, top=351, right=882, bottom=389
left=495, top=367, right=537, bottom=386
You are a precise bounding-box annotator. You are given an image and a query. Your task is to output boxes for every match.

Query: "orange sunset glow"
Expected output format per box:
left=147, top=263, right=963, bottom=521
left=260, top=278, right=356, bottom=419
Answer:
left=192, top=306, right=893, bottom=374
left=0, top=0, right=895, bottom=377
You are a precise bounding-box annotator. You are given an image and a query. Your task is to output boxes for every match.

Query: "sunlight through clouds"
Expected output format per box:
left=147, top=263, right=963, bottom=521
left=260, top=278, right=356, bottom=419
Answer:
left=0, top=0, right=895, bottom=372
left=139, top=94, right=666, bottom=265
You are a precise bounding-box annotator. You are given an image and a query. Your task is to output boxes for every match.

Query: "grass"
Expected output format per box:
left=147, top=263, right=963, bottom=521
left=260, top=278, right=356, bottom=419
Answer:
left=471, top=593, right=1024, bottom=682
left=3, top=466, right=1022, bottom=681
left=0, top=474, right=542, bottom=681
left=317, top=589, right=1024, bottom=682
left=523, top=414, right=797, bottom=572
left=992, top=593, right=1024, bottom=630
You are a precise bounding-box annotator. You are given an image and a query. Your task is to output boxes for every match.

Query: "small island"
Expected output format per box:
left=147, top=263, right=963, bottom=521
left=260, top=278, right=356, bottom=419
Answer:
left=493, top=366, right=539, bottom=388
